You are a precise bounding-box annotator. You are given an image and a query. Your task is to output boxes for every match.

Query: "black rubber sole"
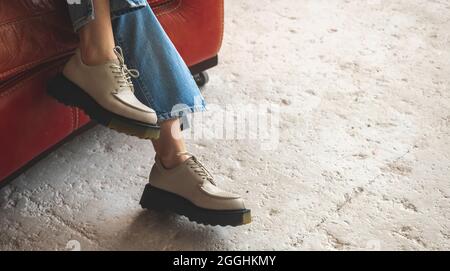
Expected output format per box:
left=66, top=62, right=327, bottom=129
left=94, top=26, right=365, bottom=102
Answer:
left=140, top=184, right=252, bottom=227
left=47, top=74, right=160, bottom=140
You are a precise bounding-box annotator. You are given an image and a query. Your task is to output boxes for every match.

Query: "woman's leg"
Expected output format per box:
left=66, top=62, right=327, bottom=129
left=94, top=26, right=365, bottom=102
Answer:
left=151, top=119, right=190, bottom=169
left=77, top=0, right=117, bottom=65
left=113, top=5, right=252, bottom=226
left=112, top=4, right=207, bottom=167
left=72, top=0, right=189, bottom=167
left=49, top=0, right=160, bottom=139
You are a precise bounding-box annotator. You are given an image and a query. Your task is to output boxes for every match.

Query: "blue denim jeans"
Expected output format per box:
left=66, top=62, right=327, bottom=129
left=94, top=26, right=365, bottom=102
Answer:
left=66, top=0, right=206, bottom=127
left=67, top=0, right=148, bottom=32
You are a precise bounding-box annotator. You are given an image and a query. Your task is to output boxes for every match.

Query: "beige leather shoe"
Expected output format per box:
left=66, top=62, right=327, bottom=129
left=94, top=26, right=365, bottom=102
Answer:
left=47, top=47, right=159, bottom=139
left=140, top=153, right=252, bottom=226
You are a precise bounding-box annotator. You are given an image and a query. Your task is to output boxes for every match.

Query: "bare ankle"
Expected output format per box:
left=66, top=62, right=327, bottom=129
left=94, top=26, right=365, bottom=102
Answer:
left=79, top=46, right=117, bottom=66
left=159, top=153, right=189, bottom=169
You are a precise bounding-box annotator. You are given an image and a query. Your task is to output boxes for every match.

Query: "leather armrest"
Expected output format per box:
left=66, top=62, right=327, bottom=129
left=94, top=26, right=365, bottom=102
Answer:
left=152, top=0, right=224, bottom=65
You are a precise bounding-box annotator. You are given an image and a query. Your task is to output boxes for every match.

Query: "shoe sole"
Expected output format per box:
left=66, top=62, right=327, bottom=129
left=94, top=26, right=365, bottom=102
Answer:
left=140, top=184, right=252, bottom=227
left=47, top=74, right=160, bottom=140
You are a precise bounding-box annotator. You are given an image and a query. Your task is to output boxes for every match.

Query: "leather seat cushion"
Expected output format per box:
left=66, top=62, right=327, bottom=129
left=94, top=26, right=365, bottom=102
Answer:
left=0, top=0, right=223, bottom=85
left=0, top=0, right=77, bottom=83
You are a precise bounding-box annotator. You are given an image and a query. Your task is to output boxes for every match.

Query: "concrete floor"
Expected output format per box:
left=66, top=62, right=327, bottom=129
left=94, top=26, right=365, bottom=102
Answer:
left=1, top=0, right=450, bottom=251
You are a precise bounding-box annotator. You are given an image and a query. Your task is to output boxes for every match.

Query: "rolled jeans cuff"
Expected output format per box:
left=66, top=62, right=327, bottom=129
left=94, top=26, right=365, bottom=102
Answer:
left=66, top=0, right=147, bottom=32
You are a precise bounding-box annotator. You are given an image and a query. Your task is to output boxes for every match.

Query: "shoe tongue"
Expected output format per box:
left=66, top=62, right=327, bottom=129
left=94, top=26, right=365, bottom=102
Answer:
left=108, top=58, right=121, bottom=66
left=182, top=156, right=196, bottom=166
left=187, top=157, right=216, bottom=185
left=187, top=156, right=201, bottom=167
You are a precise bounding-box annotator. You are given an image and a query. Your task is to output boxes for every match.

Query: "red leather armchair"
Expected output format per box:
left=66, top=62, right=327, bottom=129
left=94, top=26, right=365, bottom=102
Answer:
left=0, top=0, right=224, bottom=184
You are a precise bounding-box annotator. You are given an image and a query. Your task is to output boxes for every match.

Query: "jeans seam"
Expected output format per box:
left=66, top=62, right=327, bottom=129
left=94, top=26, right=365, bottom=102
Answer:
left=70, top=0, right=95, bottom=32
left=157, top=104, right=206, bottom=121
left=111, top=6, right=147, bottom=20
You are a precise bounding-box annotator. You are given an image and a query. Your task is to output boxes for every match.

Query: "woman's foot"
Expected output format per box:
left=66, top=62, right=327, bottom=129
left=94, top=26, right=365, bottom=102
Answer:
left=140, top=153, right=252, bottom=227
left=47, top=47, right=160, bottom=139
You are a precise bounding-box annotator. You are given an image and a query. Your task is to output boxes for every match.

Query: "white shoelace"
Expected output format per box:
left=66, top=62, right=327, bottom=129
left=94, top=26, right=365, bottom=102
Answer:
left=110, top=46, right=140, bottom=91
left=177, top=152, right=216, bottom=185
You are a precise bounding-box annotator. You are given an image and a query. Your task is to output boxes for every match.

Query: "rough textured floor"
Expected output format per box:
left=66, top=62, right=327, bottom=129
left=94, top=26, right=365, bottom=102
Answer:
left=1, top=0, right=450, bottom=251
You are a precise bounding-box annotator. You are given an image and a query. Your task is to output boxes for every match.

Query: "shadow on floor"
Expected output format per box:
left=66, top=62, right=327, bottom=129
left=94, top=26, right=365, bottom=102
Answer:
left=113, top=210, right=230, bottom=250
